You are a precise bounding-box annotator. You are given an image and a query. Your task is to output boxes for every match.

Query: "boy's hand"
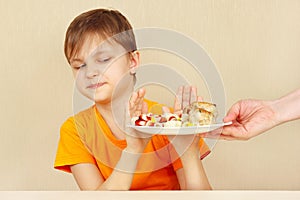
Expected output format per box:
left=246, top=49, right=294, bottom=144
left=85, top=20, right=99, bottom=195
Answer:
left=125, top=88, right=150, bottom=153
left=129, top=88, right=148, bottom=118
left=172, top=85, right=202, bottom=114
left=164, top=85, right=203, bottom=155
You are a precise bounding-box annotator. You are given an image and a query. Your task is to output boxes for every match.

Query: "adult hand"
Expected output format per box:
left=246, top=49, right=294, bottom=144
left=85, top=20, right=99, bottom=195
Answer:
left=208, top=99, right=278, bottom=140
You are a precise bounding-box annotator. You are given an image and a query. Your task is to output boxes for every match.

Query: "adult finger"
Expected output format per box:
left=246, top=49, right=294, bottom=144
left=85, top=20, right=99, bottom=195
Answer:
left=223, top=102, right=241, bottom=123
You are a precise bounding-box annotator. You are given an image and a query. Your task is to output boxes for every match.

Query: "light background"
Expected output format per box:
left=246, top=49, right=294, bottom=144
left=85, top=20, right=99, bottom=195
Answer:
left=0, top=0, right=299, bottom=190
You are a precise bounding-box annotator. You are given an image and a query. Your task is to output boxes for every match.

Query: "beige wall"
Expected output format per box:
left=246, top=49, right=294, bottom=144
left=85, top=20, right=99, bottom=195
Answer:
left=0, top=0, right=299, bottom=190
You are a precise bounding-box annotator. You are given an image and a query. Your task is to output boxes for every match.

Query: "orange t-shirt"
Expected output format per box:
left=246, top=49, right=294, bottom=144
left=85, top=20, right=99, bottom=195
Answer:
left=54, top=100, right=210, bottom=190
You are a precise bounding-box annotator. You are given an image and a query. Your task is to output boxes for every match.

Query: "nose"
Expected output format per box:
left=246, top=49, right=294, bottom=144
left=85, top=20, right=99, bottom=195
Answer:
left=85, top=64, right=100, bottom=79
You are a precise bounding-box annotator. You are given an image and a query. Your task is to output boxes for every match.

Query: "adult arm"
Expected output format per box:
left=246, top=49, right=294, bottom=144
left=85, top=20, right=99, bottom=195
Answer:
left=214, top=88, right=300, bottom=140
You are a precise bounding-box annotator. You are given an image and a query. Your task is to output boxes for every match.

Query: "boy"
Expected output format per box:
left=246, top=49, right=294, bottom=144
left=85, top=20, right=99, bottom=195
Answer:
left=54, top=8, right=211, bottom=190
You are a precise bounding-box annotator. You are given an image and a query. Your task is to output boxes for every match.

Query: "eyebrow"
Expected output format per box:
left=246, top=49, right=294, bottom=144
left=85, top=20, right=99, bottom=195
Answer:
left=70, top=41, right=120, bottom=63
left=70, top=51, right=110, bottom=64
left=91, top=51, right=110, bottom=57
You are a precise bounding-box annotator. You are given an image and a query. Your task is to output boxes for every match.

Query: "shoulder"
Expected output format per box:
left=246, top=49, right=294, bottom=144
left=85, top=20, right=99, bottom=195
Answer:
left=60, top=106, right=95, bottom=133
left=73, top=105, right=96, bottom=122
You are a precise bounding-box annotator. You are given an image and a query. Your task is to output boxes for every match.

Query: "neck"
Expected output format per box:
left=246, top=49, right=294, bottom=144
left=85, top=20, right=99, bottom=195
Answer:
left=96, top=85, right=133, bottom=130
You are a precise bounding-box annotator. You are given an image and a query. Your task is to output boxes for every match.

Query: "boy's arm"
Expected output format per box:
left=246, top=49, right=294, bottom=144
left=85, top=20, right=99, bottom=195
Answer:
left=177, top=150, right=212, bottom=190
left=172, top=135, right=211, bottom=190
left=70, top=148, right=142, bottom=190
left=70, top=163, right=104, bottom=190
left=71, top=88, right=149, bottom=190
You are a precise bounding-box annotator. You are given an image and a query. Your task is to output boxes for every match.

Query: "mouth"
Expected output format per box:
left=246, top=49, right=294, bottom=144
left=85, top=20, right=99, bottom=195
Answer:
left=87, top=82, right=106, bottom=89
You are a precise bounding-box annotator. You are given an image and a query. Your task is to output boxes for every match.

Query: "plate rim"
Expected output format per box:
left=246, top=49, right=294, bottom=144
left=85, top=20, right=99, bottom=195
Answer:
left=126, top=121, right=232, bottom=135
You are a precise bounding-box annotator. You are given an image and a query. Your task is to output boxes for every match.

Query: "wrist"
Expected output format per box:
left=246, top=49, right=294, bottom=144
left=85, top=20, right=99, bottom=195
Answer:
left=268, top=98, right=285, bottom=125
left=181, top=149, right=200, bottom=160
left=271, top=89, right=300, bottom=124
left=125, top=137, right=148, bottom=154
left=123, top=146, right=144, bottom=154
left=115, top=148, right=141, bottom=173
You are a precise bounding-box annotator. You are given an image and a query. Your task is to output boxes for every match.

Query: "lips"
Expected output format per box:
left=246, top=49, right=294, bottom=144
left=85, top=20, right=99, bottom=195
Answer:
left=87, top=82, right=106, bottom=89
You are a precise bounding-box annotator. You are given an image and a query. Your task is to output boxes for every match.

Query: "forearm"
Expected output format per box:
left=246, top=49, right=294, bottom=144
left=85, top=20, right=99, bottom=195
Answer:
left=271, top=88, right=300, bottom=125
left=180, top=150, right=211, bottom=190
left=97, top=148, right=140, bottom=190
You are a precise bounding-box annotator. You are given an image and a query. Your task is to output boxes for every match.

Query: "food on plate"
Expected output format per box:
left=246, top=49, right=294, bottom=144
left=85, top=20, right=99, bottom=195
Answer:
left=131, top=101, right=217, bottom=127
left=182, top=101, right=217, bottom=126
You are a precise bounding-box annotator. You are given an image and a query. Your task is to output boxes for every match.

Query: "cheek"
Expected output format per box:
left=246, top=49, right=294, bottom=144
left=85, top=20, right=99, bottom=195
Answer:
left=72, top=71, right=78, bottom=79
left=106, top=61, right=130, bottom=78
left=72, top=68, right=82, bottom=77
left=74, top=71, right=85, bottom=84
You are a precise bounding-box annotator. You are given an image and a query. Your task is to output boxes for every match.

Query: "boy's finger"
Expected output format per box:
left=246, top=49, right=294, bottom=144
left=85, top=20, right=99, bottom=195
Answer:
left=174, top=96, right=182, bottom=113
left=190, top=86, right=198, bottom=103
left=137, top=88, right=146, bottom=98
left=141, top=101, right=148, bottom=114
left=175, top=86, right=183, bottom=109
left=136, top=88, right=146, bottom=109
left=129, top=92, right=138, bottom=107
left=182, top=85, right=191, bottom=108
left=162, top=106, right=171, bottom=113
left=197, top=96, right=203, bottom=102
left=174, top=86, right=184, bottom=113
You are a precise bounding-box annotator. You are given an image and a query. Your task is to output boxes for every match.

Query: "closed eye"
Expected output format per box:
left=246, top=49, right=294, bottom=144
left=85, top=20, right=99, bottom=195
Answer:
left=72, top=63, right=86, bottom=70
left=97, top=57, right=111, bottom=63
left=79, top=63, right=87, bottom=68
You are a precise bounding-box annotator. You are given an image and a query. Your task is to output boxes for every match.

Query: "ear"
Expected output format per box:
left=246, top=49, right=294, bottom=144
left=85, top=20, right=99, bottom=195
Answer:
left=129, top=51, right=140, bottom=74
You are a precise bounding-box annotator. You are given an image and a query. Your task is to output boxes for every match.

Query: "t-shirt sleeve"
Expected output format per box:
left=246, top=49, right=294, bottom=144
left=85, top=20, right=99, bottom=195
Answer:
left=54, top=117, right=97, bottom=173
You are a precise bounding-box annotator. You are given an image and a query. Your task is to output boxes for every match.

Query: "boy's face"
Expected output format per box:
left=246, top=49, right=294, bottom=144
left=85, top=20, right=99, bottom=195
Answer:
left=69, top=36, right=138, bottom=104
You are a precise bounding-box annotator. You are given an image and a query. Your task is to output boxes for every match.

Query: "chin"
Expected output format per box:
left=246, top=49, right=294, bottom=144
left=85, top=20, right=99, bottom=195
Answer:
left=94, top=96, right=112, bottom=104
left=87, top=89, right=110, bottom=103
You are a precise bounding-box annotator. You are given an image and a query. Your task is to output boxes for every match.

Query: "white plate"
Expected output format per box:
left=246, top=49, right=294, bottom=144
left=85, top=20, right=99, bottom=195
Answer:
left=127, top=121, right=232, bottom=135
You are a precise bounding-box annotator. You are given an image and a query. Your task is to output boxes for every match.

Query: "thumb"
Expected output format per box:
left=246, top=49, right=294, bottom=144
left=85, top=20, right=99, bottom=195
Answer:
left=162, top=106, right=171, bottom=113
left=223, top=102, right=240, bottom=122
